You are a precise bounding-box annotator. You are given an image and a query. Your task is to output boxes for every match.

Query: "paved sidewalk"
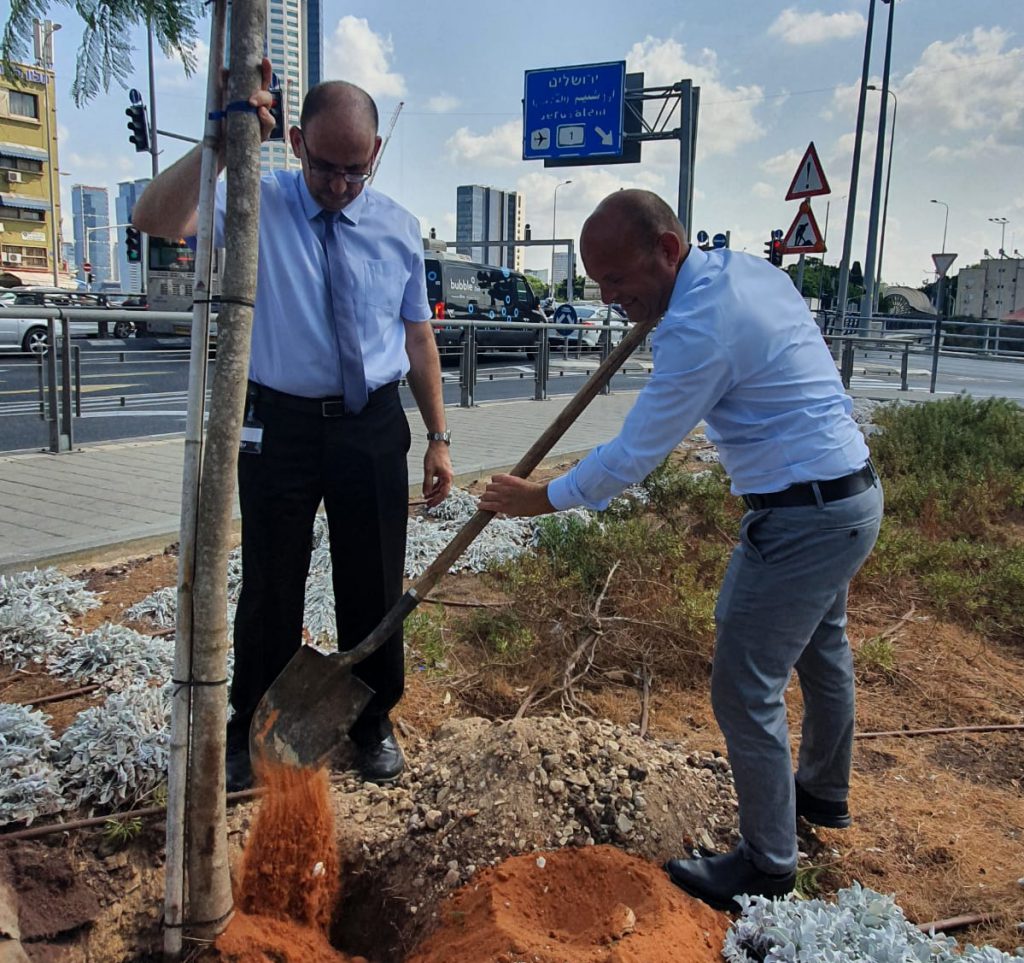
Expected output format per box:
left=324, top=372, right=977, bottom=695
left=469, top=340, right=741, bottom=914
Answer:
left=0, top=392, right=641, bottom=573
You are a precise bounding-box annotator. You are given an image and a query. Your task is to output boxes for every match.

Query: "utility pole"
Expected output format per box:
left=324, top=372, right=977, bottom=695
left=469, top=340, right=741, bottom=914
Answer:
left=835, top=0, right=878, bottom=333
left=858, top=0, right=895, bottom=335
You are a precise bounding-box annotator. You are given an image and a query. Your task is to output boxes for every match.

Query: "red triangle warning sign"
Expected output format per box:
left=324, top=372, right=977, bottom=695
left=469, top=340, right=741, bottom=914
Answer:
left=785, top=142, right=830, bottom=200
left=781, top=200, right=826, bottom=255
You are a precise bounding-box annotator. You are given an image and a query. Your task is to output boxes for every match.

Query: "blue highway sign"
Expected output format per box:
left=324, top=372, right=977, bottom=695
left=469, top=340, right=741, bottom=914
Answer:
left=523, top=62, right=626, bottom=161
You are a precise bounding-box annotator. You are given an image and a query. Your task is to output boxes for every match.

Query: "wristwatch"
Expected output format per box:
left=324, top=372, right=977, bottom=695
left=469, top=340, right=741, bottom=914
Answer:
left=426, top=430, right=451, bottom=445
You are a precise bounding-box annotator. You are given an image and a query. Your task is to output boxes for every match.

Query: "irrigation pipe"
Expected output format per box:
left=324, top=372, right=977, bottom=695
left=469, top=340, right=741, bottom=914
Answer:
left=856, top=723, right=1024, bottom=740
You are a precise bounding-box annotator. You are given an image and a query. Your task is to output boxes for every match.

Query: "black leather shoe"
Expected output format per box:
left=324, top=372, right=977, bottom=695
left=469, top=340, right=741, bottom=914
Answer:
left=226, top=745, right=253, bottom=793
left=357, top=733, right=405, bottom=784
left=795, top=779, right=851, bottom=828
left=664, top=849, right=795, bottom=911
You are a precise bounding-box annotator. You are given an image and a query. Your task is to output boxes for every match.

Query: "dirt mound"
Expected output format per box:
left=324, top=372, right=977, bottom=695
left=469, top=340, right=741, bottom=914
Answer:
left=406, top=845, right=729, bottom=963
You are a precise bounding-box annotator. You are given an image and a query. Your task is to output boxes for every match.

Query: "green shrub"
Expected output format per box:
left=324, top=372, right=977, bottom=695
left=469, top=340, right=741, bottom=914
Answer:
left=459, top=608, right=535, bottom=660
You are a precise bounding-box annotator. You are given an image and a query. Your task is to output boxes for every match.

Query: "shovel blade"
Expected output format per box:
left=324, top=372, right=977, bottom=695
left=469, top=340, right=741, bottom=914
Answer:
left=249, top=646, right=375, bottom=769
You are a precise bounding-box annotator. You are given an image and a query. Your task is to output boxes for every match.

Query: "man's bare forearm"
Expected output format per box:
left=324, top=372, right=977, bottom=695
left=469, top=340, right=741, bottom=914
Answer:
left=131, top=144, right=224, bottom=239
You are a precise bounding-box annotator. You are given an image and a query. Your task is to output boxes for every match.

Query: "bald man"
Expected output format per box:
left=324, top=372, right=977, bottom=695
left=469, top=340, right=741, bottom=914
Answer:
left=134, top=62, right=452, bottom=791
left=482, top=189, right=883, bottom=911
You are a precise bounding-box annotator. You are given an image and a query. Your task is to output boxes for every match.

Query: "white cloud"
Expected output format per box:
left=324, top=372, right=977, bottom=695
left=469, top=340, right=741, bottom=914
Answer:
left=768, top=8, right=866, bottom=45
left=155, top=39, right=209, bottom=91
left=325, top=16, right=406, bottom=98
left=761, top=148, right=803, bottom=178
left=426, top=93, right=460, bottom=113
left=625, top=37, right=764, bottom=158
left=446, top=119, right=521, bottom=166
left=751, top=182, right=776, bottom=199
left=897, top=27, right=1024, bottom=144
left=928, top=134, right=1020, bottom=163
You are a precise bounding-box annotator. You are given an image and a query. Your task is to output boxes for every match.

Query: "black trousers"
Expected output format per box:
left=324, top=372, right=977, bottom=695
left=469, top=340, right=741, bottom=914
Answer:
left=227, top=382, right=411, bottom=750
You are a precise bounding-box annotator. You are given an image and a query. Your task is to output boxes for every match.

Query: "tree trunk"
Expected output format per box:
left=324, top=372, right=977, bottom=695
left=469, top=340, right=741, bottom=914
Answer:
left=183, top=0, right=266, bottom=942
left=164, top=1, right=229, bottom=956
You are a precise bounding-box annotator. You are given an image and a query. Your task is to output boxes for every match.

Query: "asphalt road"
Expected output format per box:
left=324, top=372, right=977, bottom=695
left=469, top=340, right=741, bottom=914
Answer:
left=0, top=337, right=1021, bottom=454
left=0, top=336, right=651, bottom=454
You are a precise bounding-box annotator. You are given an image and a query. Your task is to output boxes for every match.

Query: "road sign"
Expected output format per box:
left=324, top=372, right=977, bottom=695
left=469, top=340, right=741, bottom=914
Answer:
left=932, top=252, right=958, bottom=277
left=83, top=261, right=92, bottom=272
left=781, top=200, right=826, bottom=254
left=712, top=232, right=728, bottom=249
left=785, top=142, right=830, bottom=200
left=696, top=230, right=709, bottom=245
left=553, top=303, right=578, bottom=326
left=523, top=62, right=626, bottom=161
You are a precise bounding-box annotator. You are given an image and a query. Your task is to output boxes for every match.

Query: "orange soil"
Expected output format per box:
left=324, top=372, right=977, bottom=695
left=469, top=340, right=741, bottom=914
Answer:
left=215, top=764, right=367, bottom=963
left=406, top=845, right=730, bottom=963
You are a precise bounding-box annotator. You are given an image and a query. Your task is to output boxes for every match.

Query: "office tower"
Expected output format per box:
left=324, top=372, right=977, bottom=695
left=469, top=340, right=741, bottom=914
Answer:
left=262, top=0, right=323, bottom=174
left=71, top=184, right=111, bottom=284
left=115, top=178, right=151, bottom=291
left=456, top=185, right=523, bottom=271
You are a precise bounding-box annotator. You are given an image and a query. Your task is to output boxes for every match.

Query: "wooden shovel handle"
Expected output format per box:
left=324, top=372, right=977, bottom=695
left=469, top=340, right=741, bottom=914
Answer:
left=335, top=318, right=655, bottom=668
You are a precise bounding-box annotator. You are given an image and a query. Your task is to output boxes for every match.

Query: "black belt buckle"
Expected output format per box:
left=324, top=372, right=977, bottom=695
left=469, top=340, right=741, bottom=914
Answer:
left=321, top=399, right=346, bottom=417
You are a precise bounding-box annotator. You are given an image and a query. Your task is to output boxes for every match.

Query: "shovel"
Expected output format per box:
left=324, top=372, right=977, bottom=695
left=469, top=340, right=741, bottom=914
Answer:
left=250, top=317, right=655, bottom=768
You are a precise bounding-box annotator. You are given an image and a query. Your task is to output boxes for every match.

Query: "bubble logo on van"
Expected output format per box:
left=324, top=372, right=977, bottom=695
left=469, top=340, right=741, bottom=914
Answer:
left=467, top=303, right=475, bottom=314
left=427, top=271, right=438, bottom=282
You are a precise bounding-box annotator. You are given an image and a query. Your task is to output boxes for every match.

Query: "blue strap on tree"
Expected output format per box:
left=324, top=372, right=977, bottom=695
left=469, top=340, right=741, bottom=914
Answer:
left=208, top=100, right=259, bottom=121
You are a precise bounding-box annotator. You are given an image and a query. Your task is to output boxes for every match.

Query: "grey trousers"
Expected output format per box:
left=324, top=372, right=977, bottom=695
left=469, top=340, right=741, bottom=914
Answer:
left=712, top=477, right=883, bottom=874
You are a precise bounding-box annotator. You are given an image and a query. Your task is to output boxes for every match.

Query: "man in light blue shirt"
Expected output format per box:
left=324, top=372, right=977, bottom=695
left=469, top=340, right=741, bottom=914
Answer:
left=482, top=189, right=883, bottom=910
left=134, top=61, right=453, bottom=792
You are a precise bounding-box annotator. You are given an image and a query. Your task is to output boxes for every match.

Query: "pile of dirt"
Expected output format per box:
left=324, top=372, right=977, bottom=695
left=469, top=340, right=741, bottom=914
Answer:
left=406, top=845, right=729, bottom=963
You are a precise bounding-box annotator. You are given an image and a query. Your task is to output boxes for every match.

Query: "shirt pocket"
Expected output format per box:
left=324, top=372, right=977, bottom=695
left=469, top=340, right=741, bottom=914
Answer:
left=363, top=259, right=406, bottom=334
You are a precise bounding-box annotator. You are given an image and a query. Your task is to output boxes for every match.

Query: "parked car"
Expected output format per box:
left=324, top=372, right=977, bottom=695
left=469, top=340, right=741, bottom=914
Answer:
left=0, top=287, right=134, bottom=354
left=549, top=302, right=630, bottom=350
left=425, top=253, right=545, bottom=356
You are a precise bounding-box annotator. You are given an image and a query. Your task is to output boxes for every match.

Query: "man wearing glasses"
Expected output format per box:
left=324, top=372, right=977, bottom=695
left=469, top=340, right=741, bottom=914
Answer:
left=133, top=59, right=453, bottom=791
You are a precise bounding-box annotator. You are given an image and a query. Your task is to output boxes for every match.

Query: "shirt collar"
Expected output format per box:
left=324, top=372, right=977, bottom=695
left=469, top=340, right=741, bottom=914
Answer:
left=294, top=170, right=370, bottom=226
left=673, top=243, right=710, bottom=299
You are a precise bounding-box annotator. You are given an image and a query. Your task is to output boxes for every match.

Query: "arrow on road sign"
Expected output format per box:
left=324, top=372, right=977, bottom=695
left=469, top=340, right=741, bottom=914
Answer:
left=594, top=126, right=613, bottom=145
left=932, top=252, right=958, bottom=277
left=785, top=142, right=831, bottom=200
left=781, top=200, right=826, bottom=254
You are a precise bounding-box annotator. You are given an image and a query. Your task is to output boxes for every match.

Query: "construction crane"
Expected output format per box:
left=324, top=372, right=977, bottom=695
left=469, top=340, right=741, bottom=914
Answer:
left=369, top=101, right=404, bottom=184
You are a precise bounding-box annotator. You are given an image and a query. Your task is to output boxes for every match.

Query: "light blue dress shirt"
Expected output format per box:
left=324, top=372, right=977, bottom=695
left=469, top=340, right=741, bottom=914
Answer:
left=211, top=171, right=430, bottom=398
left=547, top=246, right=870, bottom=511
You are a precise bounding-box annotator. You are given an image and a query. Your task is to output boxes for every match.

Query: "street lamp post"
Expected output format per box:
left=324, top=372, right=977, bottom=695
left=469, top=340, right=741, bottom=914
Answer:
left=867, top=84, right=897, bottom=311
left=551, top=179, right=571, bottom=298
left=930, top=199, right=949, bottom=254
left=988, top=217, right=1009, bottom=257
left=34, top=19, right=62, bottom=287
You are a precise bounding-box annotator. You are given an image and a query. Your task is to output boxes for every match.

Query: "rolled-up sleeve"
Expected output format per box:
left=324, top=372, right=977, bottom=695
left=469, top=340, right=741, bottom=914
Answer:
left=547, top=322, right=732, bottom=511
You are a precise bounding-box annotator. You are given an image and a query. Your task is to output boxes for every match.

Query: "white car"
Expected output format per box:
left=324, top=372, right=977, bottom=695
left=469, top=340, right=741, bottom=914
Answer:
left=0, top=289, right=134, bottom=354
left=549, top=302, right=631, bottom=350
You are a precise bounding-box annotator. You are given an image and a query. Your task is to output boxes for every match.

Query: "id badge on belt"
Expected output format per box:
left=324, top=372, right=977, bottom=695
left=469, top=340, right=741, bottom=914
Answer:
left=240, top=399, right=263, bottom=455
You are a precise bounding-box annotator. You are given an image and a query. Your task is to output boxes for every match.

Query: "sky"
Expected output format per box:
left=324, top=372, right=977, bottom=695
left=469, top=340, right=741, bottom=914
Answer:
left=32, top=0, right=1024, bottom=290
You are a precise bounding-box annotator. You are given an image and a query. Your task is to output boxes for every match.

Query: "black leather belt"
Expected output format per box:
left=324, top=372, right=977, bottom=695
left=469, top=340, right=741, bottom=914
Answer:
left=742, top=462, right=876, bottom=511
left=247, top=380, right=398, bottom=417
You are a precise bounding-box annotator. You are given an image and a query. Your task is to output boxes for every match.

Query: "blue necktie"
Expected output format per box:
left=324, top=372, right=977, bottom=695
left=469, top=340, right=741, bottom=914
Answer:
left=319, top=210, right=368, bottom=413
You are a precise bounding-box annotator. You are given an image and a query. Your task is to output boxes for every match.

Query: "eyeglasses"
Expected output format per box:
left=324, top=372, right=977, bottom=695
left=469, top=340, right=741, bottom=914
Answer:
left=297, top=129, right=372, bottom=184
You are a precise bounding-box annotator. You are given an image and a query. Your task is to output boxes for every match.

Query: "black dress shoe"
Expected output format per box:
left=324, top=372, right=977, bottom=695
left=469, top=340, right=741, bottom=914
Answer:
left=226, top=745, right=253, bottom=793
left=664, top=849, right=795, bottom=911
left=357, top=733, right=405, bottom=784
left=795, top=779, right=851, bottom=828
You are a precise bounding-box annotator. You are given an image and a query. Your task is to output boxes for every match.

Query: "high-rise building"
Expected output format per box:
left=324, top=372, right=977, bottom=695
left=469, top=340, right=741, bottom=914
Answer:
left=0, top=59, right=68, bottom=285
left=552, top=252, right=574, bottom=289
left=71, top=184, right=111, bottom=284
left=262, top=0, right=323, bottom=174
left=115, top=178, right=150, bottom=292
left=456, top=185, right=523, bottom=271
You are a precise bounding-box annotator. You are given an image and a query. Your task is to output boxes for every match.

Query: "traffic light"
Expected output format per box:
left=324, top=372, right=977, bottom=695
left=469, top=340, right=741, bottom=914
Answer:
left=770, top=239, right=784, bottom=267
left=764, top=238, right=774, bottom=261
left=125, top=104, right=150, bottom=152
left=125, top=226, right=142, bottom=263
left=268, top=79, right=285, bottom=141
